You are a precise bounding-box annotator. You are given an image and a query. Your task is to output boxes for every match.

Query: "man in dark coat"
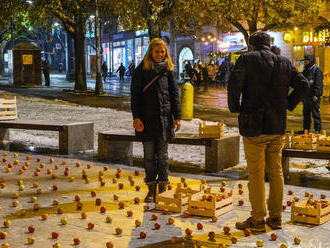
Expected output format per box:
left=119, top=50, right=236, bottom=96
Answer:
left=302, top=55, right=323, bottom=133
left=228, top=31, right=309, bottom=232
left=101, top=62, right=108, bottom=83
left=42, top=58, right=51, bottom=86
left=116, top=63, right=126, bottom=82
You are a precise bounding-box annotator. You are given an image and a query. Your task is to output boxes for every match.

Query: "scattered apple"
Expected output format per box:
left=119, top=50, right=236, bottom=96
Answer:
left=282, top=205, right=286, bottom=211
left=201, top=178, right=207, bottom=184
left=127, top=210, right=133, bottom=217
left=36, top=188, right=43, bottom=194
left=12, top=192, right=19, bottom=199
left=294, top=195, right=300, bottom=202
left=280, top=244, right=288, bottom=248
left=87, top=222, right=94, bottom=230
left=151, top=214, right=158, bottom=221
left=33, top=204, right=40, bottom=210
left=27, top=236, right=35, bottom=244
left=28, top=226, right=35, bottom=233
left=238, top=200, right=244, bottom=206
left=53, top=243, right=60, bottom=248
left=33, top=182, right=39, bottom=188
left=162, top=209, right=168, bottom=215
left=223, top=225, right=230, bottom=234
left=244, top=228, right=251, bottom=237
left=41, top=213, right=48, bottom=220
left=135, top=219, right=141, bottom=227
left=320, top=194, right=326, bottom=199
left=1, top=243, right=10, bottom=248
left=231, top=237, right=237, bottom=244
left=51, top=232, right=59, bottom=239
left=185, top=228, right=192, bottom=236
left=36, top=157, right=41, bottom=162
left=112, top=178, right=117, bottom=183
left=76, top=202, right=83, bottom=210
left=168, top=217, right=175, bottom=224
left=0, top=232, right=7, bottom=239
left=183, top=211, right=190, bottom=218
left=134, top=170, right=139, bottom=176
left=73, top=238, right=81, bottom=245
left=211, top=216, right=218, bottom=222
left=135, top=185, right=140, bottom=191
left=53, top=199, right=59, bottom=205
left=220, top=187, right=225, bottom=192
left=106, top=242, right=114, bottom=248
left=113, top=195, right=119, bottom=201
left=115, top=227, right=122, bottom=235
left=91, top=191, right=97, bottom=197
left=52, top=174, right=58, bottom=180
left=81, top=212, right=88, bottom=219
left=12, top=200, right=19, bottom=207
left=271, top=233, right=278, bottom=241
left=287, top=200, right=292, bottom=206
left=294, top=237, right=301, bottom=245
left=75, top=195, right=81, bottom=202
left=115, top=173, right=120, bottom=179
left=139, top=231, right=146, bottom=239
left=288, top=190, right=294, bottom=195
left=239, top=189, right=244, bottom=195
left=196, top=223, right=203, bottom=230
left=52, top=185, right=58, bottom=191
left=256, top=240, right=264, bottom=247
left=57, top=208, right=64, bottom=214
left=154, top=222, right=161, bottom=230
left=167, top=185, right=172, bottom=190
left=100, top=206, right=106, bottom=214
left=76, top=162, right=81, bottom=167
left=95, top=198, right=102, bottom=205
left=208, top=231, right=215, bottom=240
left=119, top=202, right=125, bottom=209
left=105, top=216, right=112, bottom=223
left=60, top=217, right=67, bottom=225
left=134, top=197, right=140, bottom=204
left=118, top=183, right=124, bottom=189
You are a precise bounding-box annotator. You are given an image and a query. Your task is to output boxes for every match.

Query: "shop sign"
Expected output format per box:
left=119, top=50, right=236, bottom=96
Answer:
left=303, top=29, right=329, bottom=43
left=283, top=32, right=292, bottom=42
left=22, top=55, right=33, bottom=65
left=135, top=29, right=148, bottom=36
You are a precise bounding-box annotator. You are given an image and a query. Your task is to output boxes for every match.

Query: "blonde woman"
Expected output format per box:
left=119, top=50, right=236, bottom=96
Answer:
left=131, top=38, right=181, bottom=203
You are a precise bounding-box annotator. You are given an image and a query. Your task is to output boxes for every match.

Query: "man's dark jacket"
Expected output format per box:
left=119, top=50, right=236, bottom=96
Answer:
left=228, top=46, right=309, bottom=135
left=302, top=63, right=323, bottom=98
left=131, top=61, right=181, bottom=141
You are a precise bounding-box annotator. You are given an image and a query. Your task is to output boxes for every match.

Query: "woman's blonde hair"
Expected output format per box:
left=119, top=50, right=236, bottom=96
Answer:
left=143, top=38, right=174, bottom=71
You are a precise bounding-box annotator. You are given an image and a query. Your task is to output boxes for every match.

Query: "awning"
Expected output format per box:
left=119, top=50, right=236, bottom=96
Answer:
left=219, top=46, right=247, bottom=53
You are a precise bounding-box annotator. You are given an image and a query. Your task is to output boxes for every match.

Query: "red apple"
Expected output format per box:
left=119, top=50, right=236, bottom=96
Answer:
left=54, top=164, right=60, bottom=170
left=81, top=212, right=88, bottom=219
left=135, top=220, right=141, bottom=227
left=113, top=195, right=119, bottom=201
left=185, top=228, right=192, bottom=236
left=287, top=200, right=292, bottom=206
left=76, top=162, right=81, bottom=167
left=139, top=231, right=146, bottom=239
left=91, top=191, right=96, bottom=197
left=183, top=211, right=190, bottom=218
left=134, top=170, right=139, bottom=176
left=74, top=195, right=81, bottom=202
left=53, top=185, right=58, bottom=191
left=320, top=194, right=326, bottom=199
left=103, top=166, right=108, bottom=171
left=238, top=183, right=243, bottom=189
left=117, top=168, right=122, bottom=173
left=231, top=237, right=237, bottom=244
left=244, top=228, right=251, bottom=237
left=135, top=185, right=140, bottom=191
left=239, top=189, right=244, bottom=195
left=208, top=231, right=216, bottom=240
left=53, top=199, right=59, bottom=205
left=52, top=174, right=57, bottom=180
left=151, top=214, right=158, bottom=221
left=112, top=178, right=117, bottom=183
left=127, top=210, right=133, bottom=217
left=115, top=173, right=120, bottom=179
left=87, top=222, right=94, bottom=230
left=0, top=232, right=7, bottom=239
left=28, top=226, right=35, bottom=233
left=162, top=209, right=169, bottom=215
left=118, top=183, right=124, bottom=189
left=51, top=232, right=59, bottom=239
left=223, top=225, right=230, bottom=234
left=115, top=227, right=122, bottom=235
left=168, top=217, right=174, bottom=224
left=238, top=200, right=244, bottom=206
left=100, top=206, right=106, bottom=214
left=220, top=187, right=225, bottom=192
left=57, top=207, right=64, bottom=214
left=36, top=158, right=41, bottom=162
left=154, top=222, right=161, bottom=230
left=95, top=198, right=102, bottom=206
left=167, top=185, right=172, bottom=190
left=41, top=213, right=49, bottom=220
left=282, top=205, right=287, bottom=211
left=134, top=197, right=140, bottom=204
left=106, top=241, right=114, bottom=248
left=271, top=232, right=278, bottom=241
left=119, top=202, right=125, bottom=209
left=73, top=238, right=81, bottom=245
left=197, top=223, right=203, bottom=230
left=288, top=190, right=294, bottom=195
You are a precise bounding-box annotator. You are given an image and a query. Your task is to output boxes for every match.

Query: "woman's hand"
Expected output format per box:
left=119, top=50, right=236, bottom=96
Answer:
left=173, top=119, right=181, bottom=132
left=133, top=118, right=144, bottom=132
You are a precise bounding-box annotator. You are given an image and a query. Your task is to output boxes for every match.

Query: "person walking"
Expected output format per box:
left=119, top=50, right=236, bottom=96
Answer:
left=302, top=55, right=323, bottom=133
left=42, top=58, right=51, bottom=86
left=101, top=61, right=108, bottom=83
left=130, top=38, right=181, bottom=203
left=228, top=31, right=309, bottom=232
left=116, top=63, right=126, bottom=82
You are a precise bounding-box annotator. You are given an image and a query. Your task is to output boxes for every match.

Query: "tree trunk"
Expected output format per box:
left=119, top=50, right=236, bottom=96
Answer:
left=73, top=29, right=87, bottom=91
left=147, top=20, right=161, bottom=40
left=95, top=0, right=103, bottom=95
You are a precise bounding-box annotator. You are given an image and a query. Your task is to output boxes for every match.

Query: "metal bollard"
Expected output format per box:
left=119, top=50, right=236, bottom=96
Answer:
left=181, top=79, right=194, bottom=120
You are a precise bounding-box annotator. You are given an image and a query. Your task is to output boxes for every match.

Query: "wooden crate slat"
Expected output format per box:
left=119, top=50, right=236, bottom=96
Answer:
left=0, top=111, right=17, bottom=115
left=291, top=200, right=330, bottom=225
left=0, top=115, right=18, bottom=120
left=0, top=96, right=18, bottom=121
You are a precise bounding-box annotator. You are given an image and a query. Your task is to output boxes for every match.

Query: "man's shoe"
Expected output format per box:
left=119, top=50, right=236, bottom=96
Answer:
left=266, top=216, right=282, bottom=229
left=144, top=183, right=156, bottom=203
left=235, top=217, right=265, bottom=232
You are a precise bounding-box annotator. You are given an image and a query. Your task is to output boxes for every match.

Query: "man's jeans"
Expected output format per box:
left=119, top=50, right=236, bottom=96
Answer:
left=243, top=134, right=285, bottom=221
left=142, top=137, right=169, bottom=185
left=303, top=98, right=322, bottom=132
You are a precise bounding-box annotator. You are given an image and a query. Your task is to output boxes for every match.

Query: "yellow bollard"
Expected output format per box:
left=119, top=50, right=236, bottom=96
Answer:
left=181, top=80, right=194, bottom=120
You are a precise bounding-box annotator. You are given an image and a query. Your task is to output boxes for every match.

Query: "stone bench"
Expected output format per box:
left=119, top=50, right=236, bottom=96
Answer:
left=98, top=131, right=240, bottom=173
left=282, top=149, right=330, bottom=180
left=0, top=120, right=94, bottom=154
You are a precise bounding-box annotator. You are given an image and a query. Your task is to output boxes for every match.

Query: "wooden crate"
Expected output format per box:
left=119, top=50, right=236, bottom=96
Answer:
left=291, top=199, right=330, bottom=225
left=0, top=96, right=17, bottom=120
left=317, top=134, right=330, bottom=152
left=291, top=130, right=325, bottom=150
left=199, top=121, right=224, bottom=138
left=188, top=187, right=233, bottom=217
left=284, top=130, right=294, bottom=149
left=155, top=183, right=204, bottom=213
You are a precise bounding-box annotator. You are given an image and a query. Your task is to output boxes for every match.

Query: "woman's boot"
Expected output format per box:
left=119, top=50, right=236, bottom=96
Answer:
left=144, top=183, right=156, bottom=203
left=158, top=182, right=168, bottom=194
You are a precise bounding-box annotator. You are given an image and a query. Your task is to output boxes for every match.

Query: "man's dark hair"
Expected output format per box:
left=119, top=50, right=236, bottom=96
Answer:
left=271, top=45, right=281, bottom=55
left=249, top=31, right=271, bottom=47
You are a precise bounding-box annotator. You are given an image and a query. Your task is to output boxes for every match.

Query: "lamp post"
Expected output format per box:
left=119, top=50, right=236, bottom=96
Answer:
left=10, top=0, right=14, bottom=49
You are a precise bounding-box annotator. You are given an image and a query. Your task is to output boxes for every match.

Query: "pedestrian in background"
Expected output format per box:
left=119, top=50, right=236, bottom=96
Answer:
left=130, top=38, right=181, bottom=203
left=42, top=58, right=51, bottom=87
left=116, top=63, right=126, bottom=82
left=101, top=61, right=108, bottom=83
left=228, top=31, right=309, bottom=232
left=302, top=55, right=323, bottom=133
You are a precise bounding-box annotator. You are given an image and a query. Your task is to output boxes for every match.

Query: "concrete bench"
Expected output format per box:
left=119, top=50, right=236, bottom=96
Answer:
left=0, top=120, right=94, bottom=154
left=282, top=149, right=330, bottom=180
left=98, top=131, right=240, bottom=173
